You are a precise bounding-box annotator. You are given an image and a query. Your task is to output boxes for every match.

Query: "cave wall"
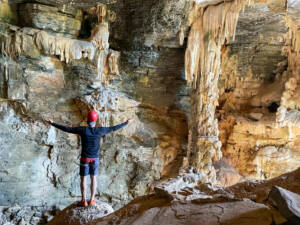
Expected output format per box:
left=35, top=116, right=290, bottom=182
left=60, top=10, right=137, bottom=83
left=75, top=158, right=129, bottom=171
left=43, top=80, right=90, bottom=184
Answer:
left=1, top=0, right=300, bottom=214
left=0, top=1, right=188, bottom=209
left=218, top=0, right=300, bottom=181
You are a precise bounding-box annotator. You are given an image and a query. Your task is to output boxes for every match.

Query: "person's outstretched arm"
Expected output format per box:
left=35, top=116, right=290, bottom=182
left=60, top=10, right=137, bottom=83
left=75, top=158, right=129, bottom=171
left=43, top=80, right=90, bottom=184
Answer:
left=102, top=119, right=132, bottom=135
left=45, top=120, right=83, bottom=134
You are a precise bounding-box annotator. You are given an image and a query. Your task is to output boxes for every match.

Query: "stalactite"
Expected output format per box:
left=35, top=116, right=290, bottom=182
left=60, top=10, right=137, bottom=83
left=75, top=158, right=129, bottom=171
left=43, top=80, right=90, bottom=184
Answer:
left=35, top=21, right=112, bottom=85
left=106, top=50, right=120, bottom=75
left=0, top=27, right=96, bottom=63
left=88, top=22, right=110, bottom=84
left=35, top=31, right=95, bottom=63
left=184, top=0, right=252, bottom=183
left=0, top=18, right=117, bottom=86
left=87, top=4, right=111, bottom=85
left=0, top=28, right=23, bottom=58
left=0, top=61, right=8, bottom=98
left=179, top=28, right=185, bottom=46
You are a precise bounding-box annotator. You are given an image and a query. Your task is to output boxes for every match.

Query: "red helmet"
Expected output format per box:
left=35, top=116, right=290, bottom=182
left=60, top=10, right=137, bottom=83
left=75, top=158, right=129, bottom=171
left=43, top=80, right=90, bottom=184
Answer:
left=87, top=110, right=98, bottom=122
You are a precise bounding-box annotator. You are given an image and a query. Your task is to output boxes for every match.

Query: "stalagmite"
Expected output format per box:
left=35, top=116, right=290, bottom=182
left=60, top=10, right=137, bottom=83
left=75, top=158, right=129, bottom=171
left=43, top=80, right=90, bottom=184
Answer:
left=184, top=0, right=252, bottom=182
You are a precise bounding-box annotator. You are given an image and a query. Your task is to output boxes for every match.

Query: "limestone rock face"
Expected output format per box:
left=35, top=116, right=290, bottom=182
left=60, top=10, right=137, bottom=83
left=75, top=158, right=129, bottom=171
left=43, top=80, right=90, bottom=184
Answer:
left=0, top=0, right=188, bottom=212
left=219, top=116, right=300, bottom=180
left=214, top=159, right=245, bottom=187
left=0, top=205, right=57, bottom=225
left=0, top=101, right=82, bottom=207
left=216, top=0, right=300, bottom=182
left=220, top=2, right=287, bottom=87
left=18, top=3, right=82, bottom=37
left=108, top=0, right=189, bottom=48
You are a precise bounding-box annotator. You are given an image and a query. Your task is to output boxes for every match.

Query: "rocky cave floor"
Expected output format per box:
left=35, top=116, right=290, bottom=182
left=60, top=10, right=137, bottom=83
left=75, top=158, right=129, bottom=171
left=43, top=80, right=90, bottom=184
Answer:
left=3, top=167, right=300, bottom=225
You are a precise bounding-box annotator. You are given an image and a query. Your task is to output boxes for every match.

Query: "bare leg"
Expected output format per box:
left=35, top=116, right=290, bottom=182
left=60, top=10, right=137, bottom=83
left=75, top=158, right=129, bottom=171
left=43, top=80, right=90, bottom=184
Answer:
left=80, top=176, right=87, bottom=201
left=90, top=175, right=97, bottom=201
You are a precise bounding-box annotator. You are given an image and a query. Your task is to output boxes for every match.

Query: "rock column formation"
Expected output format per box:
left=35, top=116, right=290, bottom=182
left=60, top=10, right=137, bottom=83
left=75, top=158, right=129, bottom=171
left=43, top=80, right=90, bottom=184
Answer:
left=184, top=0, right=251, bottom=182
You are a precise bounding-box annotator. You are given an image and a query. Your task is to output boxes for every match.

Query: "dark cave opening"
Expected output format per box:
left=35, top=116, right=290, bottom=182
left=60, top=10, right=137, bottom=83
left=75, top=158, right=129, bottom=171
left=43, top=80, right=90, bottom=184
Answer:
left=268, top=102, right=279, bottom=113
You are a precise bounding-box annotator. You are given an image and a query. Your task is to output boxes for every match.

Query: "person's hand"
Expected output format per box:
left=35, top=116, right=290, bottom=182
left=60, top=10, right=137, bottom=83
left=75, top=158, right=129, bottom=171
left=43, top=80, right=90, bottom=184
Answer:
left=45, top=119, right=53, bottom=125
left=127, top=119, right=133, bottom=124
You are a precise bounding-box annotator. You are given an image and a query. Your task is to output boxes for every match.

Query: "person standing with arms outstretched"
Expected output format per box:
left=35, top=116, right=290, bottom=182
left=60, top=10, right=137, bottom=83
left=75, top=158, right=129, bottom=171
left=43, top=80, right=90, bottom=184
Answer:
left=46, top=110, right=131, bottom=207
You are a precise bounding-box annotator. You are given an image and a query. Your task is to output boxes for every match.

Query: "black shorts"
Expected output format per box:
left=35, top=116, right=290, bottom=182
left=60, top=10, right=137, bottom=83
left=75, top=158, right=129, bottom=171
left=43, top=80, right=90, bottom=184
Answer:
left=80, top=159, right=99, bottom=176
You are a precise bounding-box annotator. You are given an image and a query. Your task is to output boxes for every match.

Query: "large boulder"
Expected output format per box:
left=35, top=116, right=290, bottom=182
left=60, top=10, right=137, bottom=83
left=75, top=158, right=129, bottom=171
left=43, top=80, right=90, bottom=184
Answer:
left=96, top=195, right=273, bottom=225
left=46, top=194, right=273, bottom=225
left=269, top=186, right=300, bottom=224
left=47, top=201, right=113, bottom=225
left=96, top=197, right=272, bottom=225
